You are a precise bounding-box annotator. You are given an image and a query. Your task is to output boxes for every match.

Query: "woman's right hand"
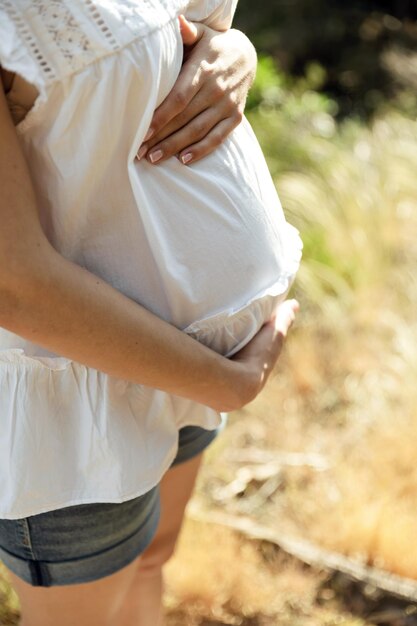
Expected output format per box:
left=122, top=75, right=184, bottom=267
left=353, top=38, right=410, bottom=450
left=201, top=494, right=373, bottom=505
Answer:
left=216, top=299, right=299, bottom=412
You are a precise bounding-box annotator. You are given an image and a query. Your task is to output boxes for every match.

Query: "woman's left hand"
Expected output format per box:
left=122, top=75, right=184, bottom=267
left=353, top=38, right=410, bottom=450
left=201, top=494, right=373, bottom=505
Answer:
left=136, top=15, right=257, bottom=166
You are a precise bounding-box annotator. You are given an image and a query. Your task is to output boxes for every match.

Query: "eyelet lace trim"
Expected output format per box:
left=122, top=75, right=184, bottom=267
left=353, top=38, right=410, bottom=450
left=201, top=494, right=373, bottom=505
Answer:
left=2, top=0, right=54, bottom=81
left=2, top=0, right=94, bottom=81
left=1, top=0, right=185, bottom=84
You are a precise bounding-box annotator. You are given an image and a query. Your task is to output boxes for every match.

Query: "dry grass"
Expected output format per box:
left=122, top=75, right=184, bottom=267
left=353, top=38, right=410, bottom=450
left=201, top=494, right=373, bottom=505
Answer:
left=165, top=519, right=316, bottom=618
left=273, top=112, right=417, bottom=579
left=0, top=568, right=20, bottom=626
left=164, top=519, right=371, bottom=625
left=192, top=109, right=417, bottom=605
left=294, top=406, right=417, bottom=579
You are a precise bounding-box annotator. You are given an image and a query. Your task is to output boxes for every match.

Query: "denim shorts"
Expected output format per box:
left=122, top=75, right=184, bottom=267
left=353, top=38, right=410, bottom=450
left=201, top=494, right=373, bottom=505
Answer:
left=0, top=422, right=225, bottom=587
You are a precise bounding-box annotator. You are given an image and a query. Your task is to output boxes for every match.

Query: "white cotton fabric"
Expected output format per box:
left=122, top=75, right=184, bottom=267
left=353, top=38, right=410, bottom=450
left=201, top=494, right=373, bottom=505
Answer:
left=0, top=0, right=302, bottom=519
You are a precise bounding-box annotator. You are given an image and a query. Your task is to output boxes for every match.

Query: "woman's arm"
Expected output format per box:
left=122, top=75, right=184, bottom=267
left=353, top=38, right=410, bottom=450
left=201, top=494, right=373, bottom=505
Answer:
left=137, top=16, right=257, bottom=165
left=0, top=87, right=297, bottom=412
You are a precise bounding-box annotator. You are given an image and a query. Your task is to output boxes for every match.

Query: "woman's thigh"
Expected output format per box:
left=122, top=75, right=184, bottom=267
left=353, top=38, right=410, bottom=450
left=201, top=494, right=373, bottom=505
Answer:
left=7, top=555, right=143, bottom=626
left=135, top=421, right=225, bottom=573
left=136, top=451, right=204, bottom=575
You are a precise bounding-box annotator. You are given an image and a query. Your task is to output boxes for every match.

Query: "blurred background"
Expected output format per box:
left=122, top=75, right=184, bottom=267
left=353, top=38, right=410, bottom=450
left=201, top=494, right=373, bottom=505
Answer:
left=2, top=2, right=417, bottom=625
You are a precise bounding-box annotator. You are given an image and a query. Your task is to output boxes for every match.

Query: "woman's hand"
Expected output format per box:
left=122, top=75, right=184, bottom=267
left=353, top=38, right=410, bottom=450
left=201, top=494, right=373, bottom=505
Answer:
left=211, top=299, right=300, bottom=412
left=136, top=15, right=257, bottom=165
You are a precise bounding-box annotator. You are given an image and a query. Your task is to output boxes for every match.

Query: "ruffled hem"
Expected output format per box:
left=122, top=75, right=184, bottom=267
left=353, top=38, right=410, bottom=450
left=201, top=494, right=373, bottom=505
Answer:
left=183, top=225, right=302, bottom=357
left=0, top=349, right=72, bottom=369
left=0, top=348, right=222, bottom=518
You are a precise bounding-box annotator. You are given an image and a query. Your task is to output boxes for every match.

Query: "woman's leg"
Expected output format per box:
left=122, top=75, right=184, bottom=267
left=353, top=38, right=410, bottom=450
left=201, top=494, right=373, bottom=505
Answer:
left=118, top=451, right=204, bottom=626
left=6, top=552, right=145, bottom=626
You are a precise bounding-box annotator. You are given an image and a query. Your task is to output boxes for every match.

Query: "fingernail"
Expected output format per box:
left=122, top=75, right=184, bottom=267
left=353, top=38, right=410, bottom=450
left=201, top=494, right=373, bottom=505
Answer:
left=149, top=149, right=163, bottom=164
left=181, top=152, right=193, bottom=164
left=144, top=128, right=154, bottom=142
left=136, top=145, right=148, bottom=161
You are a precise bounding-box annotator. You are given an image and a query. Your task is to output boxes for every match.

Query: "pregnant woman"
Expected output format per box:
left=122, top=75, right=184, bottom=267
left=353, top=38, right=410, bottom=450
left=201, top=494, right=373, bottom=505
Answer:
left=0, top=1, right=301, bottom=625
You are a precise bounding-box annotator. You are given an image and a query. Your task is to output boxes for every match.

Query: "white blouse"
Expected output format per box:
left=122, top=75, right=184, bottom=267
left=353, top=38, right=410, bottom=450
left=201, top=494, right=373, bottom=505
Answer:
left=0, top=0, right=302, bottom=519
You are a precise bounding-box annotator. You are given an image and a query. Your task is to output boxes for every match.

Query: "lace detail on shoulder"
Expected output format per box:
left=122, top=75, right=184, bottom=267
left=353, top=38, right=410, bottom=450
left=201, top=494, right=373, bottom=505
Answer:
left=0, top=0, right=186, bottom=86
left=1, top=0, right=110, bottom=82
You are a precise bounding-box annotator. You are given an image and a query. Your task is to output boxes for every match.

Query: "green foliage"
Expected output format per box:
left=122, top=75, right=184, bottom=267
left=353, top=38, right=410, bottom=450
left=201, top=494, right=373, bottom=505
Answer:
left=246, top=55, right=285, bottom=110
left=247, top=56, right=338, bottom=176
left=234, top=0, right=417, bottom=118
left=247, top=55, right=417, bottom=316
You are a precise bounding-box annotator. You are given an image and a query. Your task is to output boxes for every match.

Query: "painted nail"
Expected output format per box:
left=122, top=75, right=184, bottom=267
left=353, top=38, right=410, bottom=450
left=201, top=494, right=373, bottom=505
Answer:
left=144, top=128, right=154, bottom=142
left=181, top=152, right=193, bottom=164
left=148, top=149, right=163, bottom=164
left=136, top=145, right=148, bottom=161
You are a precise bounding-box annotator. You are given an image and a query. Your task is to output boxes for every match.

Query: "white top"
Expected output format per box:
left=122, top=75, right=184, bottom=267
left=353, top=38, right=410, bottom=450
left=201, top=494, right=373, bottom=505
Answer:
left=0, top=0, right=302, bottom=519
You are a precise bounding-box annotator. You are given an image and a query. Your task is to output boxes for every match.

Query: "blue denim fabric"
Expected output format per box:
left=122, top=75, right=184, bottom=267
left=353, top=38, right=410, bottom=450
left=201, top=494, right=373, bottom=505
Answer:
left=0, top=421, right=225, bottom=587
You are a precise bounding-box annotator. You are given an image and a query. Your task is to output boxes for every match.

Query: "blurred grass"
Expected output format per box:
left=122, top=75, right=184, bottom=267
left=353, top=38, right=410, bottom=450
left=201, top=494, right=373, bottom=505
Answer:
left=227, top=56, right=417, bottom=579
left=248, top=56, right=417, bottom=316
left=165, top=519, right=373, bottom=626
left=0, top=568, right=19, bottom=625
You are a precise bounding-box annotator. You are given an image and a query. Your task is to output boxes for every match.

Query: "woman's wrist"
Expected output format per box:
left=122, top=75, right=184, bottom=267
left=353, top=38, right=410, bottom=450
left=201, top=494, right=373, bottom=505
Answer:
left=199, top=354, right=258, bottom=413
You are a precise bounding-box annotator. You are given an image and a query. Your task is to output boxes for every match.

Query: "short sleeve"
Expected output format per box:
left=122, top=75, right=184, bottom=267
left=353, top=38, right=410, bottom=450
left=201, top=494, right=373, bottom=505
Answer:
left=185, top=0, right=239, bottom=30
left=0, top=8, right=47, bottom=98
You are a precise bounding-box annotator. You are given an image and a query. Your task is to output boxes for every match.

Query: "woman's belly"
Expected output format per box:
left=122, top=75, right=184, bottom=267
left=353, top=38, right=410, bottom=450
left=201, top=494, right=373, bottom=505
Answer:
left=3, top=117, right=301, bottom=363
left=128, top=117, right=302, bottom=355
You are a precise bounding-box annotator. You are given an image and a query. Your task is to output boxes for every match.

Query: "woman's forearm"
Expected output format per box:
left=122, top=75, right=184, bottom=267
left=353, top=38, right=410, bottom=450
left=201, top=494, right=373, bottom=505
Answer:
left=1, top=245, right=241, bottom=410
